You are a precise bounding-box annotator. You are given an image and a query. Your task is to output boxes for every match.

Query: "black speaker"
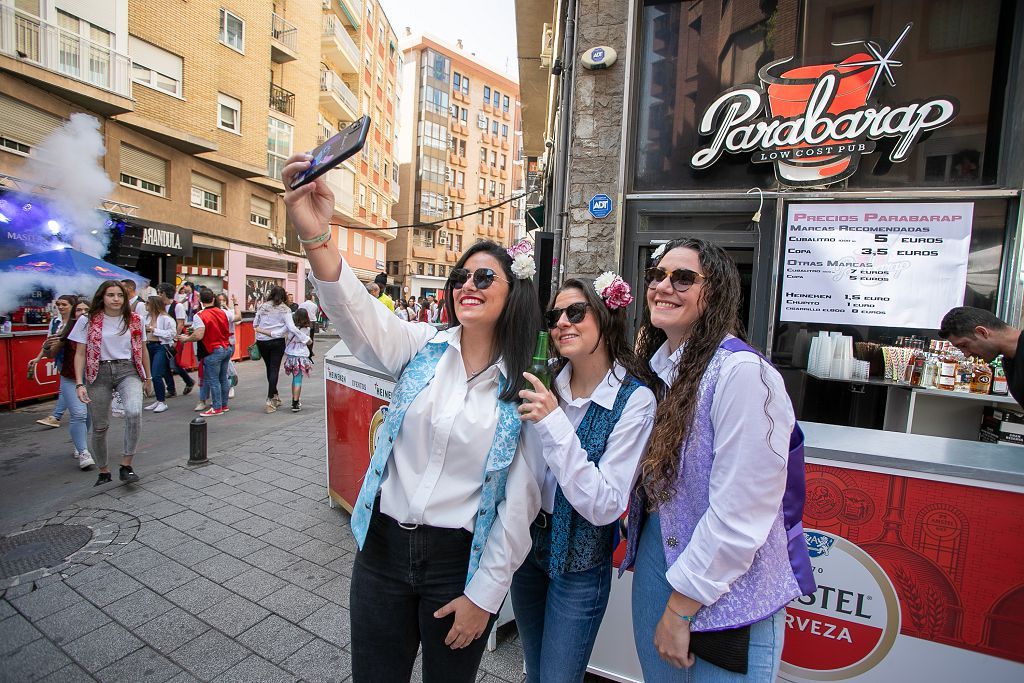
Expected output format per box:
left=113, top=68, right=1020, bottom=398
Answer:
left=104, top=223, right=141, bottom=270
left=532, top=231, right=554, bottom=308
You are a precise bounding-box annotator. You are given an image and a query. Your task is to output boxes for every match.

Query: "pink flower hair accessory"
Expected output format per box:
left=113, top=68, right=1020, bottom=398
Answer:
left=506, top=240, right=536, bottom=280
left=594, top=271, right=634, bottom=310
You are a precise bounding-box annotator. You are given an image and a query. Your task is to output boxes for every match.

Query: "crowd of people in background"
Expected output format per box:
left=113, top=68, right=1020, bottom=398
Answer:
left=30, top=276, right=325, bottom=482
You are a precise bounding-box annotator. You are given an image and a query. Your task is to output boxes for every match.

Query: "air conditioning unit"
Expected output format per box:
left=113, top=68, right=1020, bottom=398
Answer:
left=438, top=230, right=449, bottom=245
left=477, top=114, right=487, bottom=129
left=539, top=24, right=554, bottom=68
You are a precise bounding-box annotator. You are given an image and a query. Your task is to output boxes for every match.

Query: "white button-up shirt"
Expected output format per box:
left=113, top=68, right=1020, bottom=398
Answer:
left=310, top=260, right=542, bottom=613
left=649, top=340, right=795, bottom=607
left=532, top=363, right=656, bottom=525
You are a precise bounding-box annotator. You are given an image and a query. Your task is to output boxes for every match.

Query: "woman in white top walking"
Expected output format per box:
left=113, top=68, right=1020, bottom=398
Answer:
left=283, top=308, right=312, bottom=412
left=283, top=151, right=543, bottom=683
left=253, top=286, right=304, bottom=413
left=32, top=294, right=76, bottom=428
left=70, top=280, right=153, bottom=486
left=143, top=296, right=176, bottom=413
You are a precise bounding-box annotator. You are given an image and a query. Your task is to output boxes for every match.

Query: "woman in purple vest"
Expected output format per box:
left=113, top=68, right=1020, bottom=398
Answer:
left=624, top=237, right=806, bottom=681
left=514, top=275, right=656, bottom=683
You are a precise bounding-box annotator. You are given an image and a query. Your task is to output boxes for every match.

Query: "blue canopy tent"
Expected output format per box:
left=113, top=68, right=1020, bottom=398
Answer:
left=0, top=247, right=142, bottom=285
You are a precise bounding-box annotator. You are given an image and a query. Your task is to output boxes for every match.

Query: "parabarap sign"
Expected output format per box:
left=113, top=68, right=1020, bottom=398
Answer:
left=690, top=23, right=959, bottom=187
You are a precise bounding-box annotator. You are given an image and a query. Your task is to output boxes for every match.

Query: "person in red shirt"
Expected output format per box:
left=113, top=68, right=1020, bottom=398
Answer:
left=179, top=289, right=232, bottom=416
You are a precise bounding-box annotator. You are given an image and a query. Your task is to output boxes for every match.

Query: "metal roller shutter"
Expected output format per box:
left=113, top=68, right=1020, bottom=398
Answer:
left=250, top=196, right=272, bottom=220
left=190, top=172, right=222, bottom=195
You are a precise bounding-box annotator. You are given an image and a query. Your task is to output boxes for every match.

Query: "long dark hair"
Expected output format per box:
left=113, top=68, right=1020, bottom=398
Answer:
left=442, top=240, right=543, bottom=402
left=56, top=296, right=81, bottom=344
left=88, top=280, right=132, bottom=334
left=267, top=286, right=287, bottom=307
left=548, top=278, right=654, bottom=389
left=635, top=238, right=745, bottom=502
left=293, top=308, right=311, bottom=329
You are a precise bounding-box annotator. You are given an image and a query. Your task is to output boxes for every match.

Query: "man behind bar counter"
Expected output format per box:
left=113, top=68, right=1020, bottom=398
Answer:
left=940, top=306, right=1024, bottom=405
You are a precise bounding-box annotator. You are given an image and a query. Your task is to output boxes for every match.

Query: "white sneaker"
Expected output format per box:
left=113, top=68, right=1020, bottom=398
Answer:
left=194, top=401, right=208, bottom=412
left=152, top=402, right=168, bottom=413
left=78, top=450, right=95, bottom=470
left=228, top=387, right=235, bottom=398
left=144, top=401, right=159, bottom=411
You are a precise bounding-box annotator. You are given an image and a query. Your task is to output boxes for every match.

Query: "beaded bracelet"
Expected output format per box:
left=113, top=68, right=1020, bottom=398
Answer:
left=297, top=230, right=332, bottom=246
left=669, top=607, right=695, bottom=623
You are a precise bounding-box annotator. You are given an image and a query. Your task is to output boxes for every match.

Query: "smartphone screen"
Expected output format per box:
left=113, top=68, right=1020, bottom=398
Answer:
left=289, top=115, right=372, bottom=190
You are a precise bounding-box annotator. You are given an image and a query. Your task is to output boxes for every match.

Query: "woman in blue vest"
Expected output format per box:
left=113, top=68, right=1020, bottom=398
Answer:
left=514, top=275, right=656, bottom=683
left=282, top=153, right=543, bottom=683
left=623, top=237, right=813, bottom=681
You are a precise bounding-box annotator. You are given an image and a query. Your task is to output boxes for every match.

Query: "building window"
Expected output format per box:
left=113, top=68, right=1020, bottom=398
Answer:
left=217, top=93, right=241, bottom=134
left=219, top=8, right=245, bottom=53
left=461, top=76, right=470, bottom=94
left=267, top=116, right=293, bottom=180
left=492, top=89, right=500, bottom=107
left=490, top=150, right=497, bottom=166
left=438, top=265, right=446, bottom=276
left=491, top=120, right=499, bottom=135
left=451, top=104, right=459, bottom=119
left=454, top=234, right=462, bottom=251
left=353, top=233, right=363, bottom=255
left=250, top=195, right=272, bottom=227
left=416, top=262, right=425, bottom=275
left=497, top=212, right=504, bottom=228
left=499, top=183, right=505, bottom=196
left=190, top=172, right=222, bottom=213
left=501, top=124, right=508, bottom=138
left=500, top=154, right=507, bottom=170
left=359, top=184, right=366, bottom=207
left=483, top=85, right=491, bottom=104
left=479, top=148, right=487, bottom=164
left=489, top=180, right=496, bottom=196
left=376, top=241, right=385, bottom=261
left=502, top=95, right=510, bottom=112
left=487, top=211, right=494, bottom=227
left=119, top=144, right=167, bottom=196
left=453, top=72, right=462, bottom=90
left=371, top=192, right=378, bottom=214
left=478, top=177, right=486, bottom=193
left=129, top=37, right=183, bottom=97
left=426, top=263, right=435, bottom=276
left=337, top=226, right=348, bottom=250
left=456, top=170, right=464, bottom=188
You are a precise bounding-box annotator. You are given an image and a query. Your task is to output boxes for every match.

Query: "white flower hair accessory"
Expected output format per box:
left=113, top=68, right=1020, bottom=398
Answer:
left=594, top=271, right=634, bottom=310
left=650, top=243, right=667, bottom=262
left=507, top=240, right=536, bottom=280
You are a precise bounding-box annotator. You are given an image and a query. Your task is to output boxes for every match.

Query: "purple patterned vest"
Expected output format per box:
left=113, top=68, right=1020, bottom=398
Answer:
left=621, top=337, right=815, bottom=631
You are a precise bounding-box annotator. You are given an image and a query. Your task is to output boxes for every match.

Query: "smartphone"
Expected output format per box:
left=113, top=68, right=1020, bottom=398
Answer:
left=289, top=115, right=372, bottom=190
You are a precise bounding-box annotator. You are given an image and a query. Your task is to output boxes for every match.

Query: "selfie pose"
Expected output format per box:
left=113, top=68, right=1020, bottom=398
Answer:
left=282, top=150, right=542, bottom=683
left=70, top=280, right=153, bottom=486
left=623, top=238, right=814, bottom=681
left=513, top=275, right=656, bottom=683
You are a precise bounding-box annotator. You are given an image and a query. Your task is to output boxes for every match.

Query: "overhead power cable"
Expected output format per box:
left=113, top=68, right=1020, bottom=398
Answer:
left=329, top=193, right=526, bottom=232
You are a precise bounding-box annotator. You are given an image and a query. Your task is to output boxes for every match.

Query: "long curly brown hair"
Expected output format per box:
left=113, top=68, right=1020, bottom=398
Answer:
left=635, top=238, right=745, bottom=504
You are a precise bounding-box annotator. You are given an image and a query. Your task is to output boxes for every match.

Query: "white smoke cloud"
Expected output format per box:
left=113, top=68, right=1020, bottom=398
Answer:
left=0, top=270, right=123, bottom=317
left=20, top=113, right=114, bottom=257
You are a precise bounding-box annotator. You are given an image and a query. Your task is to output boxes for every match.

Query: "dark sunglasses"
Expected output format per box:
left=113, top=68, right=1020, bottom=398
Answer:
left=545, top=302, right=591, bottom=329
left=448, top=267, right=508, bottom=290
left=644, top=266, right=707, bottom=292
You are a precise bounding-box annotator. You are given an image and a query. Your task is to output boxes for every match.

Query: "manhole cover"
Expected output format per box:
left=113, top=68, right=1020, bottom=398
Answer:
left=0, top=525, right=93, bottom=579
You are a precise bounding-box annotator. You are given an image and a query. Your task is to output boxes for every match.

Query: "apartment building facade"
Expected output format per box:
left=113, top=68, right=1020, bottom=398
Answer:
left=390, top=33, right=525, bottom=299
left=0, top=0, right=401, bottom=308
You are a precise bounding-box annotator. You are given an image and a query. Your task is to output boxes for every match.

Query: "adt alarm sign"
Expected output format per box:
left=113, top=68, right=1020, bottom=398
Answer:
left=590, top=47, right=605, bottom=62
left=589, top=193, right=613, bottom=219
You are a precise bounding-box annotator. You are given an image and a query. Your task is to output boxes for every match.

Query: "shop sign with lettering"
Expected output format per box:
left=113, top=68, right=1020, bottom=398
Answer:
left=690, top=24, right=959, bottom=187
left=137, top=222, right=192, bottom=256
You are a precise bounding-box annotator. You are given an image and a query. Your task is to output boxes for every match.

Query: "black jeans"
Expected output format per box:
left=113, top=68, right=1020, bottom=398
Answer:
left=256, top=338, right=286, bottom=400
left=349, top=505, right=496, bottom=683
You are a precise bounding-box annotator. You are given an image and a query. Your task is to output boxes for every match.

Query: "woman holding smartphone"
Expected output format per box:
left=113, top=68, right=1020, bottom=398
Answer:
left=622, top=238, right=813, bottom=681
left=282, top=151, right=542, bottom=683
left=70, top=280, right=153, bottom=486
left=31, top=294, right=77, bottom=428
left=513, top=275, right=656, bottom=683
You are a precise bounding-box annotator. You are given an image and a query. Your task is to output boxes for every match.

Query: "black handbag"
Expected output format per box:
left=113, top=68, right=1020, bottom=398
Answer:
left=689, top=625, right=751, bottom=674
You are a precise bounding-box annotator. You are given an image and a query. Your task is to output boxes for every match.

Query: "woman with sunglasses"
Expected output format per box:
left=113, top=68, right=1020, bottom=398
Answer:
left=281, top=152, right=543, bottom=683
left=621, top=238, right=809, bottom=681
left=514, top=274, right=656, bottom=683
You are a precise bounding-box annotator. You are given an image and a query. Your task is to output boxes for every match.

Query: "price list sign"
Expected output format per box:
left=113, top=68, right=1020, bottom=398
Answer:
left=780, top=203, right=973, bottom=328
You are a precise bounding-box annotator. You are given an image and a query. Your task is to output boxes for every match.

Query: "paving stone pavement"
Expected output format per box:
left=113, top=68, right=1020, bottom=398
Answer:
left=0, top=413, right=538, bottom=683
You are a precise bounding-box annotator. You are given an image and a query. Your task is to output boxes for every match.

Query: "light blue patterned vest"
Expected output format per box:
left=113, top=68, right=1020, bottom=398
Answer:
left=349, top=337, right=523, bottom=585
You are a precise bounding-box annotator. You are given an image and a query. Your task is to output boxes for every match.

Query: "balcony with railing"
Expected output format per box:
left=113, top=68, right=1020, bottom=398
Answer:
left=322, top=0, right=361, bottom=30
left=269, top=83, right=295, bottom=118
left=319, top=65, right=358, bottom=121
left=0, top=5, right=132, bottom=112
left=270, top=13, right=298, bottom=62
left=321, top=15, right=358, bottom=74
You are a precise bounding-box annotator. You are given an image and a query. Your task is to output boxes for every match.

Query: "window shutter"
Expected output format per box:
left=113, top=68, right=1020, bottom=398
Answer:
left=250, top=196, right=272, bottom=221
left=120, top=143, right=167, bottom=186
left=0, top=95, right=64, bottom=148
left=190, top=172, right=222, bottom=195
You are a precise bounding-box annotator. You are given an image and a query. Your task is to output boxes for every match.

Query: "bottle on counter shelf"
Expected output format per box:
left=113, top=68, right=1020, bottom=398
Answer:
left=992, top=358, right=1009, bottom=396
left=970, top=358, right=993, bottom=395
left=937, top=348, right=960, bottom=391
left=954, top=356, right=974, bottom=393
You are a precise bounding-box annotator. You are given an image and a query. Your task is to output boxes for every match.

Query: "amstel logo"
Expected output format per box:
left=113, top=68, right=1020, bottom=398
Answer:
left=367, top=405, right=388, bottom=457
left=690, top=23, right=959, bottom=187
left=780, top=530, right=901, bottom=681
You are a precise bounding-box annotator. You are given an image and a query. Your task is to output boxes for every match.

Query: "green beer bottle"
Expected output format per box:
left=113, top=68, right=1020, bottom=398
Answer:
left=530, top=331, right=552, bottom=389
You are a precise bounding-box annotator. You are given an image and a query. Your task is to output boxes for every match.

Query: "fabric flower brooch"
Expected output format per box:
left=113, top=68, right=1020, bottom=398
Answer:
left=594, top=271, right=634, bottom=310
left=507, top=240, right=536, bottom=280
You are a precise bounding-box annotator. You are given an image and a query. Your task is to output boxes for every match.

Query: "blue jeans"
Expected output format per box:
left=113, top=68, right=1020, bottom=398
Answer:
left=201, top=346, right=232, bottom=409
left=147, top=342, right=169, bottom=402
left=58, top=376, right=90, bottom=453
left=632, top=513, right=785, bottom=682
left=510, top=519, right=612, bottom=683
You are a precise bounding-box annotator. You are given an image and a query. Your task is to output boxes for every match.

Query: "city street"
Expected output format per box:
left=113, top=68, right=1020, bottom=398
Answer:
left=0, top=337, right=532, bottom=682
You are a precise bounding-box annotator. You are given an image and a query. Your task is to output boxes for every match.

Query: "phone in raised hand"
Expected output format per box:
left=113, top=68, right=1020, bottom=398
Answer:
left=289, top=115, right=372, bottom=190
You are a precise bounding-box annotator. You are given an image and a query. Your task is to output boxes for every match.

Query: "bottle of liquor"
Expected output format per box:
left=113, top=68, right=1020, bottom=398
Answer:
left=530, top=331, right=553, bottom=389
left=937, top=348, right=958, bottom=391
left=991, top=357, right=1009, bottom=395
left=970, top=357, right=993, bottom=394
